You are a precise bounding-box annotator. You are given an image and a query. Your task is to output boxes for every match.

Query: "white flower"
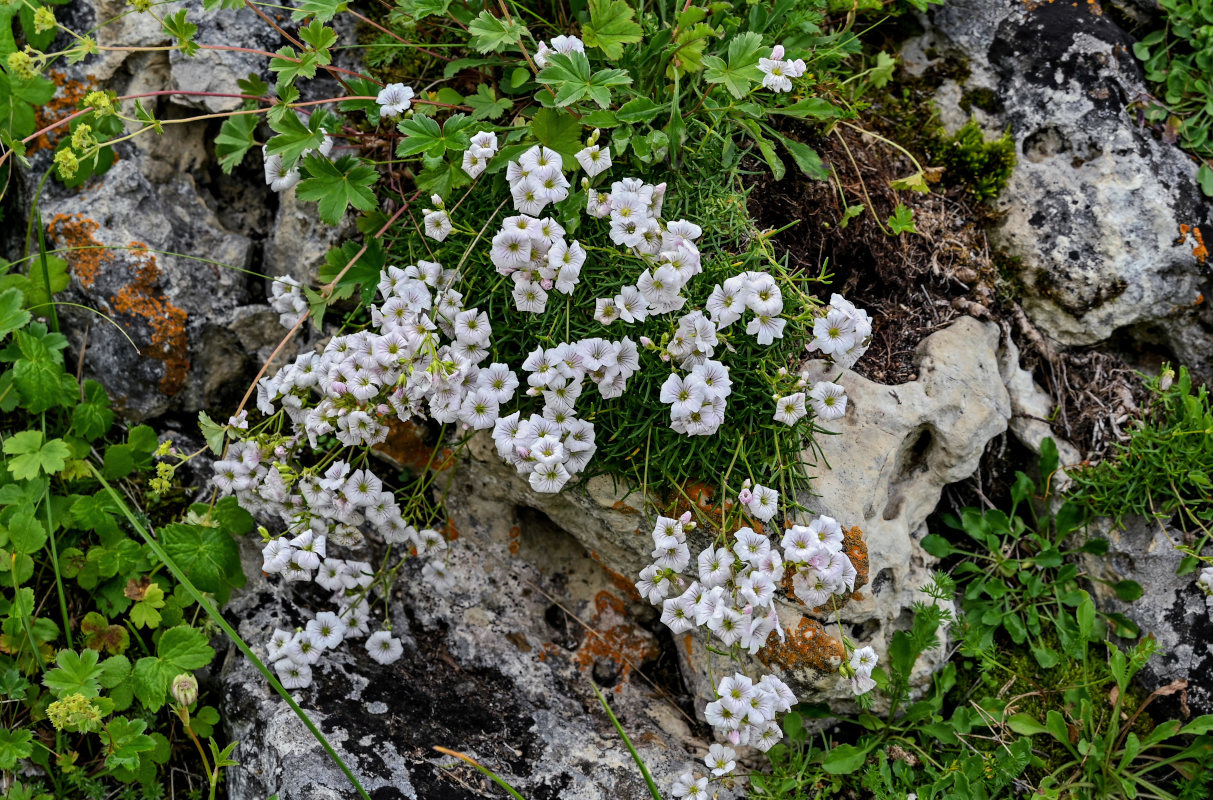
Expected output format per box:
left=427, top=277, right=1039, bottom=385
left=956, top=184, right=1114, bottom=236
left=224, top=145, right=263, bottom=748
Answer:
left=747, top=484, right=779, bottom=522
left=746, top=313, right=786, bottom=345
left=850, top=645, right=878, bottom=676
left=366, top=630, right=404, bottom=664
left=809, top=381, right=848, bottom=421
left=306, top=611, right=347, bottom=650
left=812, top=310, right=857, bottom=355
left=512, top=281, right=549, bottom=314
left=376, top=83, right=415, bottom=118
left=773, top=392, right=807, bottom=425
left=575, top=144, right=612, bottom=176
left=423, top=209, right=452, bottom=241
left=263, top=150, right=301, bottom=192
left=274, top=658, right=312, bottom=689
left=705, top=743, right=736, bottom=776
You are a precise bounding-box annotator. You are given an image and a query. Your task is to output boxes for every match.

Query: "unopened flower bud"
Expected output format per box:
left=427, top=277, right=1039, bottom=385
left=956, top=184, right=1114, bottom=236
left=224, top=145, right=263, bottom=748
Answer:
left=1159, top=368, right=1175, bottom=392
left=777, top=367, right=788, bottom=376
left=679, top=510, right=692, bottom=524
left=171, top=673, right=198, bottom=707
left=588, top=128, right=601, bottom=146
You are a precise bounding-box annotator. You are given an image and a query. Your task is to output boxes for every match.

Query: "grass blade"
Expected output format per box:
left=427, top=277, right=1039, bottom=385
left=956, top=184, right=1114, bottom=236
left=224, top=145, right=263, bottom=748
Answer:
left=592, top=682, right=664, bottom=800
left=433, top=746, right=529, bottom=800
left=90, top=466, right=372, bottom=800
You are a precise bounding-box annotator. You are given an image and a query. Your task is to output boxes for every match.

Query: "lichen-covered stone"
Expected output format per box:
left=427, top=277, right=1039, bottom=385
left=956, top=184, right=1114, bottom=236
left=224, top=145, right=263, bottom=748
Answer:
left=1083, top=516, right=1213, bottom=714
left=908, top=1, right=1213, bottom=382
left=222, top=474, right=736, bottom=800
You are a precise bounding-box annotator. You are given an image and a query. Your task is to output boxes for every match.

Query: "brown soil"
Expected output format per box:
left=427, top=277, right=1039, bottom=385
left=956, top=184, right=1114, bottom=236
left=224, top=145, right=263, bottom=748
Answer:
left=744, top=119, right=1146, bottom=465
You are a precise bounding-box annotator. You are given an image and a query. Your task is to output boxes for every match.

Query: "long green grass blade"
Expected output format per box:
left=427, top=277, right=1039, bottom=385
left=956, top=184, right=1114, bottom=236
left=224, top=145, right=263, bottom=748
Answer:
left=592, top=682, right=663, bottom=800
left=90, top=466, right=372, bottom=800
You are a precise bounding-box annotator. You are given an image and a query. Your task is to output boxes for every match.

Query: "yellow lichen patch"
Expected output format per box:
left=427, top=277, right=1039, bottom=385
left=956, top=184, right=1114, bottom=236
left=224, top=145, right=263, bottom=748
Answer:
left=1179, top=224, right=1208, bottom=264
left=110, top=242, right=189, bottom=395
left=758, top=618, right=844, bottom=673
left=30, top=72, right=98, bottom=154
left=47, top=217, right=191, bottom=396
left=568, top=591, right=659, bottom=684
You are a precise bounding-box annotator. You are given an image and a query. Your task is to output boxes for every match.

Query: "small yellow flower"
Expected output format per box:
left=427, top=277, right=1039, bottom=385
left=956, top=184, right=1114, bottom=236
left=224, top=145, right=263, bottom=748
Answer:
left=33, top=6, right=56, bottom=33
left=53, top=148, right=80, bottom=180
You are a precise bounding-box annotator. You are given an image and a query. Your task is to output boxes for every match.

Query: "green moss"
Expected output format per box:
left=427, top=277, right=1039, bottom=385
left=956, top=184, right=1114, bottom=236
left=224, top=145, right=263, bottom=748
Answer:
left=959, top=87, right=1001, bottom=115
left=928, top=118, right=1016, bottom=202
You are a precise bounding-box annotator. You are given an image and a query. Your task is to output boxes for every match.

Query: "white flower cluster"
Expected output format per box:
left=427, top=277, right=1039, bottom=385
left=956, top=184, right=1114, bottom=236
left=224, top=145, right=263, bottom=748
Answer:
left=704, top=672, right=796, bottom=751
left=658, top=358, right=731, bottom=436
left=809, top=293, right=872, bottom=370
left=758, top=45, right=807, bottom=93
left=638, top=512, right=786, bottom=655
left=263, top=134, right=335, bottom=193
left=269, top=276, right=308, bottom=329
left=705, top=271, right=788, bottom=345
left=491, top=213, right=584, bottom=314
left=489, top=337, right=641, bottom=493
left=461, top=130, right=499, bottom=179
left=534, top=34, right=584, bottom=69
left=782, top=514, right=858, bottom=611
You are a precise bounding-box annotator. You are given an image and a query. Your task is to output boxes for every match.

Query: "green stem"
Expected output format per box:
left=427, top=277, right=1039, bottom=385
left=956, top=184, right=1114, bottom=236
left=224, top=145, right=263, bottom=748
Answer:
left=43, top=414, right=72, bottom=649
left=591, top=682, right=663, bottom=800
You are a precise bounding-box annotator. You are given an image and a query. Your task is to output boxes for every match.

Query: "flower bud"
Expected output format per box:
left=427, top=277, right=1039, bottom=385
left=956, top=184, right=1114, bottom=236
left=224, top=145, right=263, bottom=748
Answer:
left=1159, top=368, right=1175, bottom=392
left=171, top=673, right=198, bottom=707
left=679, top=510, right=692, bottom=524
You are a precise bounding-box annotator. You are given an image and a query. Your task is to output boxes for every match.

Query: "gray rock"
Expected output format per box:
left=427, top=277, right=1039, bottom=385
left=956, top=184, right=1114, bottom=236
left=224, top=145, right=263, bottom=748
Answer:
left=1082, top=516, right=1213, bottom=714
left=910, top=1, right=1213, bottom=382
left=221, top=477, right=737, bottom=800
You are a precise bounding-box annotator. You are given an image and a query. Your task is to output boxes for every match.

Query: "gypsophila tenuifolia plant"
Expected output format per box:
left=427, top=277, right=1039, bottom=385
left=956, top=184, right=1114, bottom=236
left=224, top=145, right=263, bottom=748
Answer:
left=1132, top=2, right=1213, bottom=196
left=0, top=284, right=246, bottom=799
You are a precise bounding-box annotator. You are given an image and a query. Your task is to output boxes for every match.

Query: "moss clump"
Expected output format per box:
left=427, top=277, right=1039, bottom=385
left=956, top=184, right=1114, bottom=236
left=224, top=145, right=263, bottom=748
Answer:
left=929, top=118, right=1016, bottom=202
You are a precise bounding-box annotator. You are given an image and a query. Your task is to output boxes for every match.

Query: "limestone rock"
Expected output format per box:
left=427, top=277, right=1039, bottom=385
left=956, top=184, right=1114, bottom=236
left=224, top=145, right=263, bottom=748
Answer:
left=1083, top=516, right=1213, bottom=714
left=37, top=158, right=262, bottom=420
left=448, top=317, right=1012, bottom=710
left=222, top=477, right=737, bottom=800
left=911, top=1, right=1213, bottom=381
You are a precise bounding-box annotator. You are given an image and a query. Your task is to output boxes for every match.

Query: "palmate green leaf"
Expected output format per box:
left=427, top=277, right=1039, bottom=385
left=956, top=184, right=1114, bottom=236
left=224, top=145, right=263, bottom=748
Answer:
left=536, top=52, right=632, bottom=109
left=198, top=410, right=227, bottom=455
left=103, top=717, right=156, bottom=772
left=42, top=648, right=103, bottom=697
left=396, top=113, right=474, bottom=158
left=4, top=430, right=71, bottom=480
left=0, top=287, right=29, bottom=340
left=131, top=626, right=214, bottom=711
left=0, top=727, right=33, bottom=769
left=583, top=0, right=642, bottom=60
left=467, top=10, right=527, bottom=53
left=160, top=523, right=242, bottom=594
left=703, top=31, right=765, bottom=99
left=887, top=203, right=917, bottom=235
left=162, top=10, right=199, bottom=57
left=214, top=113, right=259, bottom=174
left=465, top=84, right=513, bottom=121
left=319, top=233, right=387, bottom=301
left=296, top=154, right=379, bottom=225
left=298, top=20, right=338, bottom=55
left=270, top=45, right=328, bottom=84
left=7, top=506, right=47, bottom=554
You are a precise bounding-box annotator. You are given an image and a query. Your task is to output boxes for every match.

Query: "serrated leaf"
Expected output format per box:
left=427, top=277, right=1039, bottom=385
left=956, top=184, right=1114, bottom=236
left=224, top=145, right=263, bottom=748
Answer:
left=197, top=411, right=227, bottom=456
left=465, top=84, right=513, bottom=120
left=296, top=154, right=379, bottom=225
left=536, top=52, right=632, bottom=108
left=215, top=113, right=259, bottom=174
left=0, top=727, right=33, bottom=769
left=290, top=0, right=347, bottom=22
left=467, top=11, right=526, bottom=53
left=887, top=202, right=917, bottom=235
left=158, top=626, right=214, bottom=671
left=4, top=430, right=71, bottom=480
left=103, top=717, right=156, bottom=772
left=395, top=113, right=474, bottom=159
left=583, top=0, right=642, bottom=60
left=43, top=648, right=103, bottom=697
left=162, top=10, right=199, bottom=57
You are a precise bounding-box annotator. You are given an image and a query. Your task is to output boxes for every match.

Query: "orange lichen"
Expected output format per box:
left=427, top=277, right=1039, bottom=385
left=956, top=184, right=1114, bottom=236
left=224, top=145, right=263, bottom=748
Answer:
left=1179, top=224, right=1208, bottom=263
left=47, top=216, right=190, bottom=395
left=443, top=518, right=459, bottom=542
left=782, top=525, right=869, bottom=614
left=30, top=72, right=98, bottom=154
left=110, top=242, right=189, bottom=395
left=588, top=550, right=642, bottom=602
left=374, top=418, right=456, bottom=472
left=47, top=214, right=105, bottom=288
left=758, top=618, right=845, bottom=673
left=567, top=591, right=659, bottom=684
left=507, top=525, right=521, bottom=555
